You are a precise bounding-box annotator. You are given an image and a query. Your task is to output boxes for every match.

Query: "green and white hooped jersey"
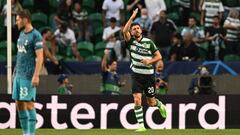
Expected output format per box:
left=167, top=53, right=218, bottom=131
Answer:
left=127, top=37, right=158, bottom=75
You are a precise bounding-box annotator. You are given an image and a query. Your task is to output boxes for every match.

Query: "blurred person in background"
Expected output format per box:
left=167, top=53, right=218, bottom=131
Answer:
left=223, top=9, right=240, bottom=56
left=57, top=74, right=73, bottom=95
left=201, top=0, right=224, bottom=28
left=102, top=0, right=124, bottom=27
left=53, top=22, right=82, bottom=61
left=178, top=32, right=199, bottom=61
left=101, top=49, right=125, bottom=95
left=103, top=17, right=122, bottom=61
left=72, top=1, right=90, bottom=41
left=133, top=8, right=152, bottom=37
left=1, top=0, right=23, bottom=43
left=205, top=16, right=226, bottom=60
left=54, top=0, right=73, bottom=28
left=188, top=65, right=216, bottom=95
left=151, top=10, right=177, bottom=60
left=127, top=0, right=146, bottom=18
left=181, top=16, right=205, bottom=44
left=155, top=60, right=168, bottom=95
left=145, top=0, right=166, bottom=22
left=169, top=33, right=182, bottom=61
left=40, top=27, right=59, bottom=75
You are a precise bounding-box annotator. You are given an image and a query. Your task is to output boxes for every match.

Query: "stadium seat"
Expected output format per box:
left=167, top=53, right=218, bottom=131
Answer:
left=168, top=12, right=179, bottom=23
left=0, top=41, right=7, bottom=56
left=95, top=41, right=106, bottom=58
left=0, top=26, right=6, bottom=42
left=31, top=12, right=48, bottom=30
left=85, top=55, right=102, bottom=62
left=0, top=14, right=4, bottom=27
left=92, top=27, right=103, bottom=43
left=22, top=0, right=34, bottom=12
left=82, top=0, right=96, bottom=14
left=48, top=0, right=60, bottom=13
left=89, top=13, right=103, bottom=29
left=77, top=41, right=94, bottom=59
left=0, top=55, right=6, bottom=62
left=223, top=0, right=240, bottom=7
left=0, top=0, right=6, bottom=10
left=224, top=54, right=240, bottom=62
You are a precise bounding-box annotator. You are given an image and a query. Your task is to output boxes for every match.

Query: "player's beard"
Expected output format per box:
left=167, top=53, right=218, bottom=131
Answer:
left=134, top=32, right=141, bottom=38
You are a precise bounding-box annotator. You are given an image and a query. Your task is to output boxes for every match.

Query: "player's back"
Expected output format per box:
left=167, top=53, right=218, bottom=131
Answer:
left=15, top=28, right=43, bottom=80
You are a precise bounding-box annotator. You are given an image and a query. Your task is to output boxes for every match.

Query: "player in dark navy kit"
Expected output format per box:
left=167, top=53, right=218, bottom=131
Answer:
left=12, top=10, right=43, bottom=135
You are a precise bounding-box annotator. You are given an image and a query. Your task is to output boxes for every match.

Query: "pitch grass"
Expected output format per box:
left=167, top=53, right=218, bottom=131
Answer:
left=1, top=129, right=240, bottom=135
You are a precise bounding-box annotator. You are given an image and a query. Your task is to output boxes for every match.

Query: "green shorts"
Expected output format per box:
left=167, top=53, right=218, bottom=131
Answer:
left=12, top=77, right=36, bottom=101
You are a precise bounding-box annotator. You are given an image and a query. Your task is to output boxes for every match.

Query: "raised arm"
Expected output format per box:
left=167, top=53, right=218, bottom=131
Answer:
left=101, top=49, right=109, bottom=72
left=122, top=8, right=139, bottom=42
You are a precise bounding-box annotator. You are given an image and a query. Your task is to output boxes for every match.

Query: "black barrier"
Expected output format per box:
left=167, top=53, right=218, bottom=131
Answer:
left=0, top=95, right=239, bottom=129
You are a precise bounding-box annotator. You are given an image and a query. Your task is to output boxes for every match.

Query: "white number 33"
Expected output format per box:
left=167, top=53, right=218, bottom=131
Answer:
left=20, top=87, right=28, bottom=98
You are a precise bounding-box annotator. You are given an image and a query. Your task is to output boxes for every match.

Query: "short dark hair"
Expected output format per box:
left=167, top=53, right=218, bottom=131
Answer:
left=18, top=9, right=31, bottom=22
left=189, top=16, right=196, bottom=21
left=213, top=15, right=220, bottom=19
left=130, top=22, right=141, bottom=29
left=60, top=22, right=68, bottom=31
left=110, top=17, right=117, bottom=23
left=41, top=27, right=51, bottom=35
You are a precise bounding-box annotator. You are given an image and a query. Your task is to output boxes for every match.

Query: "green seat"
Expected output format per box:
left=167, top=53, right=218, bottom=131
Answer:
left=0, top=41, right=16, bottom=56
left=95, top=41, right=106, bottom=58
left=31, top=12, right=48, bottom=30
left=0, top=55, right=6, bottom=62
left=77, top=41, right=94, bottom=59
left=0, top=26, right=6, bottom=41
left=0, top=15, right=4, bottom=27
left=0, top=0, right=6, bottom=10
left=198, top=47, right=208, bottom=60
left=89, top=13, right=103, bottom=29
left=92, top=27, right=103, bottom=43
left=224, top=54, right=240, bottom=62
left=48, top=0, right=60, bottom=13
left=82, top=0, right=95, bottom=14
left=168, top=12, right=179, bottom=23
left=22, top=0, right=34, bottom=12
left=85, top=55, right=101, bottom=62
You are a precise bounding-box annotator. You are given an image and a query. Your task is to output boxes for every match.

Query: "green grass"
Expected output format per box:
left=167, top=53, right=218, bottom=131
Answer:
left=0, top=129, right=240, bottom=135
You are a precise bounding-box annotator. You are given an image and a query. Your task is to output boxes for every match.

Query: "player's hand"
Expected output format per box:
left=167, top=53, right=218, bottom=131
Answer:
left=130, top=8, right=139, bottom=19
left=141, top=59, right=151, bottom=65
left=32, top=75, right=40, bottom=87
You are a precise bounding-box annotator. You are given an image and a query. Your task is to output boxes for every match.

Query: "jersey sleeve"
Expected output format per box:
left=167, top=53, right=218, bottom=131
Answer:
left=34, top=31, right=43, bottom=50
left=150, top=40, right=158, bottom=54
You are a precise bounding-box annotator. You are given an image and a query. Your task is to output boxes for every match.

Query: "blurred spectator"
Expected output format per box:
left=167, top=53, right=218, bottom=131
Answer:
left=127, top=0, right=146, bottom=18
left=223, top=9, right=240, bottom=56
left=188, top=65, right=216, bottom=95
left=205, top=16, right=226, bottom=60
left=222, top=0, right=240, bottom=20
left=133, top=8, right=151, bottom=37
left=181, top=16, right=205, bottom=44
left=72, top=2, right=90, bottom=41
left=103, top=17, right=123, bottom=61
left=101, top=49, right=125, bottom=95
left=178, top=32, right=199, bottom=61
left=40, top=28, right=59, bottom=75
left=155, top=60, right=168, bottom=95
left=169, top=33, right=182, bottom=61
left=102, top=0, right=124, bottom=27
left=145, top=0, right=166, bottom=22
left=53, top=22, right=82, bottom=61
left=175, top=0, right=196, bottom=26
left=1, top=0, right=22, bottom=43
left=54, top=0, right=73, bottom=28
left=201, top=0, right=224, bottom=27
left=150, top=10, right=177, bottom=60
left=57, top=74, right=73, bottom=95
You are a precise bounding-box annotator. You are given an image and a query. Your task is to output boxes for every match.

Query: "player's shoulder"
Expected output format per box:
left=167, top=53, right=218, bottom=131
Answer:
left=142, top=37, right=153, bottom=42
left=32, top=28, right=42, bottom=37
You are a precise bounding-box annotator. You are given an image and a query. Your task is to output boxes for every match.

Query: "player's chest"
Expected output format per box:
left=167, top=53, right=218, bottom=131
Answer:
left=17, top=35, right=34, bottom=53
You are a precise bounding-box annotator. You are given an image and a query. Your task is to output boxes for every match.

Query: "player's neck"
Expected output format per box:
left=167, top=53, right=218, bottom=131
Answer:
left=24, top=23, right=33, bottom=33
left=135, top=35, right=143, bottom=42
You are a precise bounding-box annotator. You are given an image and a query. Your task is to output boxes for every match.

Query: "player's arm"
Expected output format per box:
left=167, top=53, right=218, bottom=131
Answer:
left=71, top=43, right=82, bottom=61
left=122, top=8, right=139, bottom=42
left=43, top=43, right=58, bottom=65
left=32, top=48, right=44, bottom=86
left=101, top=49, right=108, bottom=72
left=142, top=50, right=162, bottom=65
